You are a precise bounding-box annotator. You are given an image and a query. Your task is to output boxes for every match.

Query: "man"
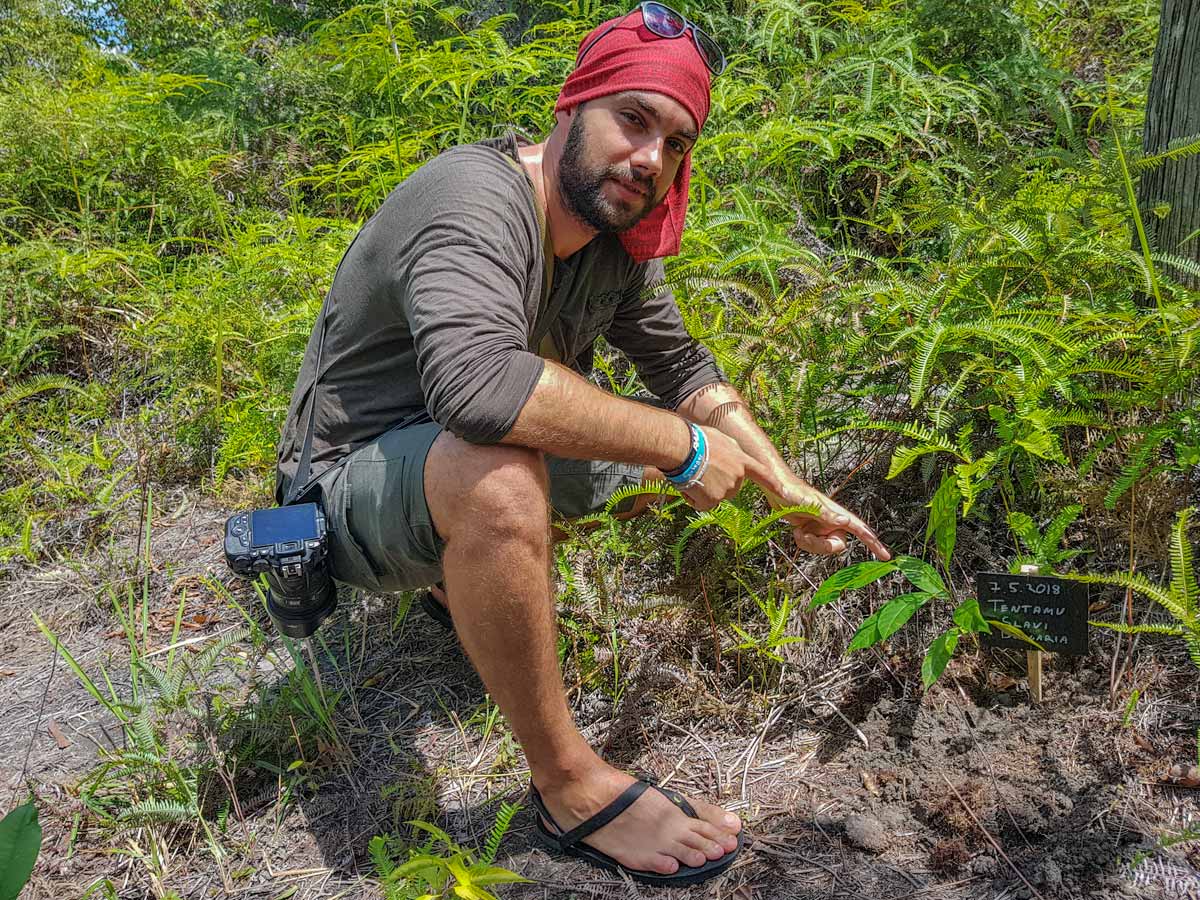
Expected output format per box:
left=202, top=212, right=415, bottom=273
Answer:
left=276, top=4, right=890, bottom=886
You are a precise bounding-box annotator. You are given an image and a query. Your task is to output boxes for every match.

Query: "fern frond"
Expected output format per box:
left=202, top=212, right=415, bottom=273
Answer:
left=1169, top=508, right=1197, bottom=620
left=118, top=799, right=198, bottom=826
left=1087, top=620, right=1183, bottom=636
left=1067, top=572, right=1178, bottom=616
left=601, top=481, right=679, bottom=517
left=1044, top=505, right=1083, bottom=551
left=1132, top=132, right=1200, bottom=173
left=480, top=801, right=521, bottom=865
left=0, top=375, right=83, bottom=413
left=908, top=321, right=947, bottom=405
left=1105, top=424, right=1174, bottom=509
left=1006, top=512, right=1039, bottom=551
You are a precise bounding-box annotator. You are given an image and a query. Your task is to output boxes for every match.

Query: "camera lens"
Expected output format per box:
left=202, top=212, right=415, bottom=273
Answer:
left=265, top=563, right=338, bottom=638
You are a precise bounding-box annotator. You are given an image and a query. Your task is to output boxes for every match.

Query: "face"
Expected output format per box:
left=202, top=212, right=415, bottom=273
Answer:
left=556, top=91, right=699, bottom=234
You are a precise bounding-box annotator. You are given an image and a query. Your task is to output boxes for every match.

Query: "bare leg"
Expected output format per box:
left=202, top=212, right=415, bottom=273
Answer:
left=423, top=435, right=739, bottom=875
left=429, top=465, right=666, bottom=596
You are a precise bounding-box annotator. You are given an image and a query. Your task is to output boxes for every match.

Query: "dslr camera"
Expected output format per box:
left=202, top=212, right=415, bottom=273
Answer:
left=224, top=503, right=338, bottom=638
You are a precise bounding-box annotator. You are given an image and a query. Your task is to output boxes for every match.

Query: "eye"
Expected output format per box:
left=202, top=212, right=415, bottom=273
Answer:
left=621, top=110, right=645, bottom=129
left=669, top=139, right=687, bottom=154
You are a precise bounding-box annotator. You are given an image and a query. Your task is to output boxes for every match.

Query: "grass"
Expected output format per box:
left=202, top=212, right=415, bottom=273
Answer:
left=2, top=0, right=1199, bottom=895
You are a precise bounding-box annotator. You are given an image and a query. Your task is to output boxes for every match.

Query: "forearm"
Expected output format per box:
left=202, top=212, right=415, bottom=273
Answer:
left=676, top=382, right=794, bottom=492
left=502, top=360, right=691, bottom=471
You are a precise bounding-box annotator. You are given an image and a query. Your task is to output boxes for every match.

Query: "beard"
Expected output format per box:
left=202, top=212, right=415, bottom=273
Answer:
left=557, top=108, right=658, bottom=233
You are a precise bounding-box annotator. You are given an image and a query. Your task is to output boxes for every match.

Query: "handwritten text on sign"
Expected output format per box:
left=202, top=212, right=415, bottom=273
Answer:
left=976, top=572, right=1089, bottom=655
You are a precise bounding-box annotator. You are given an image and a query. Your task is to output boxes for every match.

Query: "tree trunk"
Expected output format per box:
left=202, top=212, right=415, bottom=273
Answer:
left=1137, top=0, right=1200, bottom=288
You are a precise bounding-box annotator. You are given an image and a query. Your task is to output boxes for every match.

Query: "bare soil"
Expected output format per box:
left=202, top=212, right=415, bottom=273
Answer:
left=2, top=487, right=1198, bottom=900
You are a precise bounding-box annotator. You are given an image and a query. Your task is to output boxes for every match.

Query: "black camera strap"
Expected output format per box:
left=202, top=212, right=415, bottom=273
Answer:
left=284, top=298, right=330, bottom=507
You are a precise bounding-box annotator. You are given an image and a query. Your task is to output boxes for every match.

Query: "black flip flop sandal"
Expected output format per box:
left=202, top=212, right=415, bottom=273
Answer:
left=417, top=584, right=454, bottom=631
left=528, top=780, right=742, bottom=886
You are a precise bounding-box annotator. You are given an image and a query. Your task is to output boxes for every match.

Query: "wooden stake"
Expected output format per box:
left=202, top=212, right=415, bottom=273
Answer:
left=1020, top=564, right=1044, bottom=703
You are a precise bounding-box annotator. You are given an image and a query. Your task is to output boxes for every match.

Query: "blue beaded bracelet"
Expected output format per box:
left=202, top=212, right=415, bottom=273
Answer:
left=663, top=422, right=700, bottom=479
left=665, top=423, right=707, bottom=487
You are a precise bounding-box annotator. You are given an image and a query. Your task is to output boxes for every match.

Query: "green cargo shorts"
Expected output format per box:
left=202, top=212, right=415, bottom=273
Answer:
left=316, top=418, right=645, bottom=593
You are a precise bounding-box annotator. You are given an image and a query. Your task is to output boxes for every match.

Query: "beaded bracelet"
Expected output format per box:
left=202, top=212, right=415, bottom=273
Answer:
left=663, top=422, right=701, bottom=479
left=664, top=423, right=708, bottom=489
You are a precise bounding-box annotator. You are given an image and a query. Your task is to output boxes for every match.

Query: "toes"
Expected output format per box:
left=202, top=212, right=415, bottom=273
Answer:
left=669, top=842, right=708, bottom=869
left=651, top=853, right=681, bottom=875
left=685, top=819, right=726, bottom=846
left=681, top=832, right=729, bottom=860
left=695, top=800, right=741, bottom=834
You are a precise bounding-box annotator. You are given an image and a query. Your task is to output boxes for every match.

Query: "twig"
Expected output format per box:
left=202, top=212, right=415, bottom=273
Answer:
left=892, top=876, right=981, bottom=898
left=941, top=773, right=1044, bottom=899
left=661, top=720, right=722, bottom=791
left=12, top=641, right=59, bottom=807
left=741, top=703, right=786, bottom=801
left=821, top=698, right=869, bottom=749
left=753, top=836, right=841, bottom=880
left=145, top=624, right=238, bottom=657
left=699, top=575, right=721, bottom=676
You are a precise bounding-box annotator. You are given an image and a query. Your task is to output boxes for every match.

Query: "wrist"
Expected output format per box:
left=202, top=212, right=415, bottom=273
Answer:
left=663, top=420, right=699, bottom=477
left=663, top=423, right=709, bottom=488
left=764, top=469, right=802, bottom=502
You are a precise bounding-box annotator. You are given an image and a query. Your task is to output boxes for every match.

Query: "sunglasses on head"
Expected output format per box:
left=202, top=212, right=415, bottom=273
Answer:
left=576, top=1, right=726, bottom=76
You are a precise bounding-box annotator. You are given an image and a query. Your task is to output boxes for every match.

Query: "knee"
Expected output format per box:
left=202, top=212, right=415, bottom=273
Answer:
left=426, top=435, right=549, bottom=544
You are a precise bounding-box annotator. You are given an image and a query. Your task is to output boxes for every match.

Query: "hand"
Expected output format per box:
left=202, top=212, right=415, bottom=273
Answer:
left=763, top=474, right=891, bottom=560
left=677, top=427, right=772, bottom=512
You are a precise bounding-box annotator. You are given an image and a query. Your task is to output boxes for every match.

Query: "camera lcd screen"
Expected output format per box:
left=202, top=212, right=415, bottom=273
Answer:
left=251, top=505, right=319, bottom=546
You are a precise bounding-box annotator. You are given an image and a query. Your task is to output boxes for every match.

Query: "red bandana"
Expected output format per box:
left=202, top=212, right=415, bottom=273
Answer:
left=554, top=10, right=712, bottom=263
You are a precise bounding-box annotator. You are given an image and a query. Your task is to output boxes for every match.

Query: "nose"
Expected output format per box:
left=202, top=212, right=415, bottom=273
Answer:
left=629, top=134, right=664, bottom=183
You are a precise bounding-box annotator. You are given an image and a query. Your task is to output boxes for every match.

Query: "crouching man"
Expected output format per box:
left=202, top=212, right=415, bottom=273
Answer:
left=275, top=4, right=890, bottom=886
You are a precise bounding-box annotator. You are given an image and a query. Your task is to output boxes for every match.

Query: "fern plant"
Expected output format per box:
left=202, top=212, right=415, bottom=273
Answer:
left=1070, top=507, right=1200, bottom=669
left=672, top=501, right=820, bottom=574
left=1006, top=504, right=1086, bottom=573
left=368, top=805, right=529, bottom=900
left=728, top=578, right=805, bottom=688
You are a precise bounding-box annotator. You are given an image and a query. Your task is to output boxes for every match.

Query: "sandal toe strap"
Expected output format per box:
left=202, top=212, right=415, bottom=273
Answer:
left=530, top=780, right=653, bottom=850
left=651, top=784, right=698, bottom=819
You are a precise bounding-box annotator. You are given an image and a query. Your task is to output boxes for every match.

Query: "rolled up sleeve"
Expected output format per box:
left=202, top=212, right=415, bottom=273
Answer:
left=403, top=233, right=544, bottom=443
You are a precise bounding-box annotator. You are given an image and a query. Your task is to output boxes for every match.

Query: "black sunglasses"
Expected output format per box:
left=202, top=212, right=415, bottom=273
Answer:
left=576, top=1, right=726, bottom=76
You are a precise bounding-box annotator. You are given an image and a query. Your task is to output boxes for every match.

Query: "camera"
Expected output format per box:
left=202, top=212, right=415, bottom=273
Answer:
left=224, top=503, right=338, bottom=638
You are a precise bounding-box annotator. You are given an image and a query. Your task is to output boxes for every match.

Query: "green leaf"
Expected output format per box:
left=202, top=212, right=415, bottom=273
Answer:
left=921, top=629, right=960, bottom=689
left=926, top=473, right=959, bottom=569
left=809, top=561, right=896, bottom=609
left=951, top=598, right=990, bottom=634
left=1169, top=508, right=1197, bottom=620
left=909, top=321, right=947, bottom=406
left=985, top=619, right=1045, bottom=650
left=847, top=592, right=932, bottom=652
left=1005, top=511, right=1038, bottom=551
left=0, top=801, right=42, bottom=900
left=390, top=855, right=448, bottom=880
left=471, top=867, right=533, bottom=886
left=1014, top=429, right=1062, bottom=461
left=888, top=443, right=943, bottom=479
left=894, top=556, right=947, bottom=597
left=407, top=820, right=454, bottom=846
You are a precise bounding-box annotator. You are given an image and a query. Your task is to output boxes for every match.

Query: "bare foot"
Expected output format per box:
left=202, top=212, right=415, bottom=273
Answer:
left=535, top=763, right=740, bottom=875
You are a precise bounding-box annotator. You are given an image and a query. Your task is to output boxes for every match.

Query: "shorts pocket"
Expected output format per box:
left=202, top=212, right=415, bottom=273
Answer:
left=325, top=468, right=382, bottom=591
left=346, top=454, right=445, bottom=591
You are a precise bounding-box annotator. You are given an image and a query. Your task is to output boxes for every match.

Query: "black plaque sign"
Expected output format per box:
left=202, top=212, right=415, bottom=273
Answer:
left=976, top=572, right=1089, bottom=655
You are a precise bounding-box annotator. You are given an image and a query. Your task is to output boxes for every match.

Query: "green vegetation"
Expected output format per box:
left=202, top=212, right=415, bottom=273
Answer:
left=369, top=805, right=529, bottom=899
left=0, top=801, right=42, bottom=900
left=3, top=0, right=1198, bottom=893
